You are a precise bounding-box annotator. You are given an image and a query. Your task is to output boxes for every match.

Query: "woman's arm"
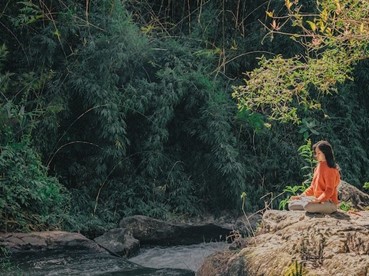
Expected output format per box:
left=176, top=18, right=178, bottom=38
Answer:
left=316, top=167, right=338, bottom=202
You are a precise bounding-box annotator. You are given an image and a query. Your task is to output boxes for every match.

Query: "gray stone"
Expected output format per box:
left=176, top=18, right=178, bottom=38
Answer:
left=119, top=215, right=236, bottom=245
left=338, top=180, right=369, bottom=210
left=0, top=231, right=105, bottom=253
left=94, top=228, right=140, bottom=257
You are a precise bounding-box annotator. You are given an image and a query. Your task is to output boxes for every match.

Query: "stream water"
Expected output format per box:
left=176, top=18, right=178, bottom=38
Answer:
left=129, top=241, right=229, bottom=272
left=1, top=242, right=228, bottom=275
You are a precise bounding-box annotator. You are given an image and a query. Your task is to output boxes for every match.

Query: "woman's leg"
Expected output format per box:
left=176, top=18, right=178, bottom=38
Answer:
left=288, top=196, right=315, bottom=211
left=304, top=201, right=337, bottom=214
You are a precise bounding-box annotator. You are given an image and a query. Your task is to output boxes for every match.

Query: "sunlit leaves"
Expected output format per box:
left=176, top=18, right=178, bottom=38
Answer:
left=233, top=0, right=369, bottom=123
left=232, top=52, right=349, bottom=123
left=266, top=10, right=274, bottom=18
left=306, top=20, right=317, bottom=32
left=285, top=0, right=293, bottom=10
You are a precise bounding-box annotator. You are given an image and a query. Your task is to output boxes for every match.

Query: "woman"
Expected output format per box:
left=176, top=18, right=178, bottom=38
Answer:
left=288, top=140, right=340, bottom=214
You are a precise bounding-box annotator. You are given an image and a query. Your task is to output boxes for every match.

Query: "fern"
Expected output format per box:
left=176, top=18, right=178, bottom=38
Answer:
left=11, top=1, right=44, bottom=27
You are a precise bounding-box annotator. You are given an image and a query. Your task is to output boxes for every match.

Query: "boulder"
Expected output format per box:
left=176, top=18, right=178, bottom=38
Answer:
left=94, top=228, right=140, bottom=257
left=198, top=210, right=369, bottom=276
left=338, top=180, right=369, bottom=210
left=119, top=215, right=236, bottom=245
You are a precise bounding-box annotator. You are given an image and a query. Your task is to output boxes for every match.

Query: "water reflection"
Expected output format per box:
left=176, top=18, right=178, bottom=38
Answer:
left=129, top=242, right=229, bottom=272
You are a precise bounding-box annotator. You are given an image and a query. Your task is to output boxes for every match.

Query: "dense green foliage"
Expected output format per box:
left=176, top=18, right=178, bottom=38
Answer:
left=0, top=44, right=70, bottom=231
left=1, top=0, right=368, bottom=234
left=0, top=138, right=70, bottom=231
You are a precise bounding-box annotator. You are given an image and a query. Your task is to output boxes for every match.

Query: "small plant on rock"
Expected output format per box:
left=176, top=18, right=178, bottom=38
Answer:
left=240, top=192, right=255, bottom=237
left=284, top=260, right=306, bottom=276
left=363, top=182, right=369, bottom=191
left=339, top=201, right=352, bottom=212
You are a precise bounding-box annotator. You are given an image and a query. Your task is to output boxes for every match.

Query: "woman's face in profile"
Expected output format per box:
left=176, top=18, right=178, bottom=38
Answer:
left=314, top=147, right=326, bottom=162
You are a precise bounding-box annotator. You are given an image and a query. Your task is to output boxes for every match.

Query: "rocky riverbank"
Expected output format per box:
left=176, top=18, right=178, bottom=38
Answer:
left=0, top=215, right=245, bottom=275
left=1, top=181, right=367, bottom=275
left=197, top=181, right=369, bottom=276
left=198, top=209, right=369, bottom=276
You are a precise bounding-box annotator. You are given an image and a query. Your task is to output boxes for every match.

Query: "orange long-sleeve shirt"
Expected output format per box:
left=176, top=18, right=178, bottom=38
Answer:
left=304, top=161, right=340, bottom=204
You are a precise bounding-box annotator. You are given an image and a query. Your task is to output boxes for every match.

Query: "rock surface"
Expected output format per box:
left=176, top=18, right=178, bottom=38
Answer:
left=0, top=231, right=105, bottom=253
left=119, top=215, right=238, bottom=245
left=94, top=228, right=140, bottom=257
left=198, top=210, right=369, bottom=276
left=338, top=180, right=369, bottom=210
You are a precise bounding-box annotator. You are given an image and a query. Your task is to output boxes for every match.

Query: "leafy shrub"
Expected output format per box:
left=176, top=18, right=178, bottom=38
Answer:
left=279, top=184, right=307, bottom=210
left=0, top=138, right=70, bottom=232
left=279, top=140, right=314, bottom=210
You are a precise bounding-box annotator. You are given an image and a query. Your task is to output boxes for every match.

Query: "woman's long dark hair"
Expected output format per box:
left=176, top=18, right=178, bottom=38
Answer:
left=313, top=140, right=337, bottom=168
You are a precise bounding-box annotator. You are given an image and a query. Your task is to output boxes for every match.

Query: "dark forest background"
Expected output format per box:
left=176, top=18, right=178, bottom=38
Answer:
left=1, top=0, right=368, bottom=235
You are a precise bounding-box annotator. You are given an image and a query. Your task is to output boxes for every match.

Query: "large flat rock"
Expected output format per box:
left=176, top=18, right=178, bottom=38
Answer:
left=198, top=210, right=369, bottom=276
left=0, top=231, right=105, bottom=252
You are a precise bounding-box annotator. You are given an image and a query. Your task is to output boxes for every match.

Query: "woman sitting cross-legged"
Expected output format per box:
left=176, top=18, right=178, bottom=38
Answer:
left=288, top=140, right=340, bottom=214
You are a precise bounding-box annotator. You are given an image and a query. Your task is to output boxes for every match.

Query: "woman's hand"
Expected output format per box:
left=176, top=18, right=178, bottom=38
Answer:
left=290, top=195, right=301, bottom=200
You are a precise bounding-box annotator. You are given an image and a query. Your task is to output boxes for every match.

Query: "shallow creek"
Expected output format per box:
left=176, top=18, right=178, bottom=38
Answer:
left=129, top=241, right=229, bottom=271
left=1, top=242, right=228, bottom=275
